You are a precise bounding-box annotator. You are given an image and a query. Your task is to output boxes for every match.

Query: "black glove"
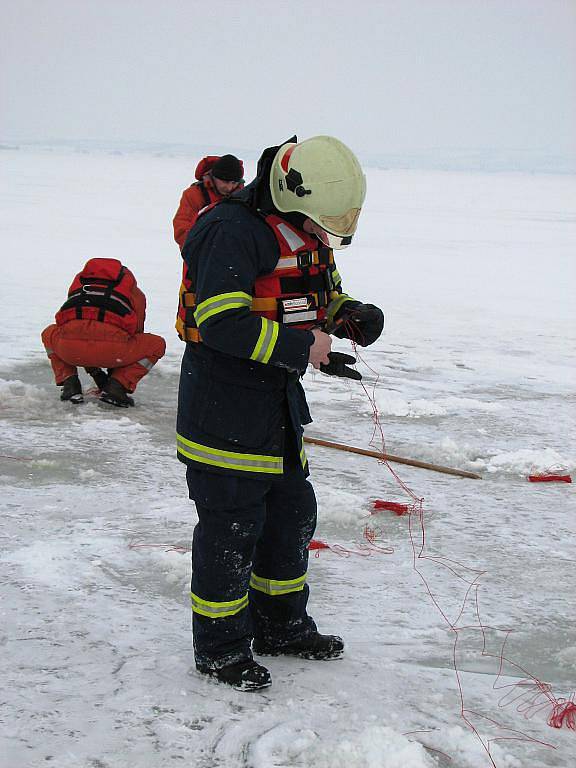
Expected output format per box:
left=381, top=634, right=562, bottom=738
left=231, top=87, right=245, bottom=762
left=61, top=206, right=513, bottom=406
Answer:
left=320, top=352, right=362, bottom=380
left=339, top=303, right=384, bottom=347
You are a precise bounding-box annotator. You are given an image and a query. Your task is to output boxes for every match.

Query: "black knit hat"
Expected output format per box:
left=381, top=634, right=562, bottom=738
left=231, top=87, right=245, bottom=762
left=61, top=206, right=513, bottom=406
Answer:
left=211, top=154, right=244, bottom=182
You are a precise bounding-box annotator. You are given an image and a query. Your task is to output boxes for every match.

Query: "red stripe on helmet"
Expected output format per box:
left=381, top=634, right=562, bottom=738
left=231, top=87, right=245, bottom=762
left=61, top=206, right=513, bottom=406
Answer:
left=280, top=145, right=296, bottom=172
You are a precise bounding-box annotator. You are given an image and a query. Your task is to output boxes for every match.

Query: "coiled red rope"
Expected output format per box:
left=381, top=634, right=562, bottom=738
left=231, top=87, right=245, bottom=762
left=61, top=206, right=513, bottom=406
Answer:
left=339, top=325, right=575, bottom=765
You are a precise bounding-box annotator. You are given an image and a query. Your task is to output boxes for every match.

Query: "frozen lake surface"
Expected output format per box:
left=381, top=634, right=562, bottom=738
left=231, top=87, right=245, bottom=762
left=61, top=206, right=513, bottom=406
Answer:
left=0, top=148, right=575, bottom=767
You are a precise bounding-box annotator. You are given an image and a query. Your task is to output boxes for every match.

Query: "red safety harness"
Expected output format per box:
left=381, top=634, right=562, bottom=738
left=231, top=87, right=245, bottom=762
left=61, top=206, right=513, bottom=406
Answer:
left=251, top=214, right=335, bottom=326
left=56, top=258, right=138, bottom=335
left=175, top=213, right=336, bottom=342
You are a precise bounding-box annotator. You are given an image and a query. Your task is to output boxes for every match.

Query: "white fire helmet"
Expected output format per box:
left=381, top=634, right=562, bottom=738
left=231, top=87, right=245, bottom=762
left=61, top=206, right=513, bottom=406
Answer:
left=269, top=135, right=366, bottom=248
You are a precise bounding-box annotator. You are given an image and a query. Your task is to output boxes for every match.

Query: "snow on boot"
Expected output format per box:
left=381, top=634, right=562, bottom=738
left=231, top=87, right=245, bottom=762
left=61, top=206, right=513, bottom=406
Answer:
left=100, top=377, right=134, bottom=408
left=60, top=375, right=83, bottom=404
left=253, top=632, right=344, bottom=660
left=196, top=659, right=272, bottom=691
left=84, top=366, right=109, bottom=391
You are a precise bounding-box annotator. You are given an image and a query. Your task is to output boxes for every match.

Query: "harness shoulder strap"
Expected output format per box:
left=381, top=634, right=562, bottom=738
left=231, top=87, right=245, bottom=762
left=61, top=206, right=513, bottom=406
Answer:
left=97, top=265, right=124, bottom=321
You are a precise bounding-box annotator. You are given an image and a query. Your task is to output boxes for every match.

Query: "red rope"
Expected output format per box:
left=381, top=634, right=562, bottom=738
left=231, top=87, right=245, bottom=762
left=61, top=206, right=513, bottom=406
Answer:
left=528, top=474, right=572, bottom=483
left=343, top=333, right=575, bottom=764
left=549, top=700, right=576, bottom=730
left=308, top=538, right=330, bottom=551
left=371, top=499, right=410, bottom=515
left=308, top=536, right=390, bottom=557
left=529, top=464, right=572, bottom=483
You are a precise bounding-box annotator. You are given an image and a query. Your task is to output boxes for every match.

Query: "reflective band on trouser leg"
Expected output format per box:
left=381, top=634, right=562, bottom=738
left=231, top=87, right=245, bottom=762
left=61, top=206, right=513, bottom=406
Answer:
left=137, top=358, right=155, bottom=370
left=194, top=291, right=252, bottom=326
left=250, top=317, right=279, bottom=364
left=249, top=571, right=307, bottom=596
left=191, top=591, right=249, bottom=618
left=177, top=433, right=283, bottom=474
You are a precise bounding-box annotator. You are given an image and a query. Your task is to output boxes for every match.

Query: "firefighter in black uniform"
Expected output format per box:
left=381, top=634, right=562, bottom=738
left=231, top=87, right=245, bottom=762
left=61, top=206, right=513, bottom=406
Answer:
left=177, top=135, right=384, bottom=690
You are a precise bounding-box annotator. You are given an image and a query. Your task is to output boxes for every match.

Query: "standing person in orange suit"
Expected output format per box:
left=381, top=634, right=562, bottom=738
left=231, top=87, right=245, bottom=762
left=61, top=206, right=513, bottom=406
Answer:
left=172, top=154, right=244, bottom=250
left=41, top=258, right=166, bottom=407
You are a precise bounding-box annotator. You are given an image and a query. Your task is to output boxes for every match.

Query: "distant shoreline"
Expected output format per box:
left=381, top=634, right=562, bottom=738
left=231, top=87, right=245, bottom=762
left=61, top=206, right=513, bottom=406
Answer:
left=1, top=139, right=575, bottom=176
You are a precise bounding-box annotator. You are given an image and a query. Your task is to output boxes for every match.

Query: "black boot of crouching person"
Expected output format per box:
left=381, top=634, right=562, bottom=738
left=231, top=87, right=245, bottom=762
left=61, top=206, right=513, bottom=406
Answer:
left=60, top=374, right=83, bottom=404
left=84, top=366, right=109, bottom=391
left=100, top=377, right=135, bottom=408
left=252, top=632, right=344, bottom=660
left=196, top=657, right=272, bottom=691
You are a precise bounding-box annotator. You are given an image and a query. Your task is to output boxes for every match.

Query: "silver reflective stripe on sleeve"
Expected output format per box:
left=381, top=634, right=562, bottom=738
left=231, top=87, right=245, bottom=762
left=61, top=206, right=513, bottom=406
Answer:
left=194, top=292, right=252, bottom=326
left=137, top=358, right=155, bottom=370
left=250, top=318, right=279, bottom=364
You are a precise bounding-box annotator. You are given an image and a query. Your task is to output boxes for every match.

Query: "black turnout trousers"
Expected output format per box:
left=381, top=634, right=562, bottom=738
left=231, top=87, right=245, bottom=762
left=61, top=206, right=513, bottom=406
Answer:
left=187, top=439, right=318, bottom=669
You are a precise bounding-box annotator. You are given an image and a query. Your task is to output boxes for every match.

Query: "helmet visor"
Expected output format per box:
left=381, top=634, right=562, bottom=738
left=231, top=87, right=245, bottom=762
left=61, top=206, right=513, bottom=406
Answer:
left=315, top=207, right=361, bottom=248
left=319, top=208, right=361, bottom=235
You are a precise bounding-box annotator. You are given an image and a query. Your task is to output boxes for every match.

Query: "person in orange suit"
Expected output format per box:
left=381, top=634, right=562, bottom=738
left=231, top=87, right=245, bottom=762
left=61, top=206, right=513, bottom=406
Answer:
left=41, top=258, right=166, bottom=407
left=172, top=154, right=244, bottom=249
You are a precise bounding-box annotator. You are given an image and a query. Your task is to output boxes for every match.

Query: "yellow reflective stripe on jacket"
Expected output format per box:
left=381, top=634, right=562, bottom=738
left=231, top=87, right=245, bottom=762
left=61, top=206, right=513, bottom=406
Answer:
left=190, top=591, right=249, bottom=618
left=250, top=317, right=279, bottom=364
left=249, top=571, right=307, bottom=596
left=177, top=433, right=283, bottom=474
left=326, top=293, right=355, bottom=324
left=194, top=291, right=252, bottom=326
left=299, top=440, right=307, bottom=469
left=331, top=267, right=342, bottom=287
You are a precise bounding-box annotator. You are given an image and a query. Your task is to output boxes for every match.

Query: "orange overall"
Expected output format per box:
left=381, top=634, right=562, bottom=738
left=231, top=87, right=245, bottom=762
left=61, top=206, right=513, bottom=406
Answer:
left=172, top=155, right=244, bottom=249
left=42, top=266, right=165, bottom=393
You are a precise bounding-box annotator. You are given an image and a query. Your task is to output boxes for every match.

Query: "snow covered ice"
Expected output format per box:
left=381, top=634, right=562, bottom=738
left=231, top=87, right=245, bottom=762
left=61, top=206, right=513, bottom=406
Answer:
left=0, top=147, right=575, bottom=767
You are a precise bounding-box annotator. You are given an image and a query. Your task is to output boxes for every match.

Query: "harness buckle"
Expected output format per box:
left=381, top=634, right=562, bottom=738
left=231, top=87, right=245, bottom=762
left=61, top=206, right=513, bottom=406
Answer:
left=297, top=251, right=313, bottom=269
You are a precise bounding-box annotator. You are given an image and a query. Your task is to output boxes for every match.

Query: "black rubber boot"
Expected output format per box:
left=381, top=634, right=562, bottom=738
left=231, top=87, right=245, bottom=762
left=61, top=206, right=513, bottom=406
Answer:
left=196, top=659, right=272, bottom=691
left=253, top=632, right=344, bottom=660
left=84, top=367, right=109, bottom=391
left=60, top=375, right=83, bottom=404
left=100, top=377, right=135, bottom=408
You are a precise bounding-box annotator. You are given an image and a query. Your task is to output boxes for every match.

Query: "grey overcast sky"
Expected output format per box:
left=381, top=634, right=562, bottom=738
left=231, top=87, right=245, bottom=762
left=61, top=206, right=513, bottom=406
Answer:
left=1, top=0, right=575, bottom=164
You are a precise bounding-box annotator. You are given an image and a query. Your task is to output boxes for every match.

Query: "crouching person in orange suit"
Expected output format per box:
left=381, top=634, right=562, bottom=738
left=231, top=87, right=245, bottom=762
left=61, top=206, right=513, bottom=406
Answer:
left=41, top=258, right=166, bottom=407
